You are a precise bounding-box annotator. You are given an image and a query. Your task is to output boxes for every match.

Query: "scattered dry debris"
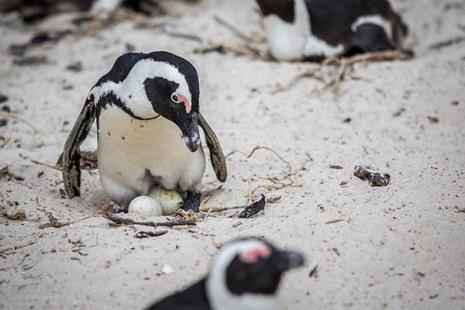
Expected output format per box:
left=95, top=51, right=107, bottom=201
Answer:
left=194, top=15, right=266, bottom=60
left=39, top=212, right=73, bottom=229
left=9, top=30, right=73, bottom=55
left=238, top=195, right=266, bottom=218
left=0, top=112, right=40, bottom=133
left=13, top=55, right=49, bottom=66
left=66, top=61, right=83, bottom=72
left=354, top=165, right=391, bottom=187
left=429, top=36, right=465, bottom=50
left=427, top=116, right=439, bottom=124
left=325, top=219, right=344, bottom=225
left=226, top=145, right=302, bottom=203
left=329, top=165, right=343, bottom=170
left=392, top=107, right=406, bottom=117
left=272, top=50, right=412, bottom=94
left=332, top=248, right=341, bottom=256
left=103, top=207, right=197, bottom=229
left=266, top=195, right=282, bottom=203
left=308, top=265, right=319, bottom=278
left=0, top=165, right=25, bottom=182
left=69, top=238, right=87, bottom=256
left=0, top=206, right=26, bottom=221
left=135, top=230, right=168, bottom=238
left=451, top=100, right=459, bottom=106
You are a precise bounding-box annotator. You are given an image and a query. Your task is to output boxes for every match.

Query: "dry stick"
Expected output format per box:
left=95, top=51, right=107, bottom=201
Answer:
left=103, top=209, right=197, bottom=228
left=429, top=36, right=465, bottom=50
left=30, top=159, right=61, bottom=171
left=212, top=15, right=262, bottom=58
left=226, top=145, right=299, bottom=203
left=247, top=145, right=292, bottom=171
left=272, top=50, right=410, bottom=94
left=0, top=112, right=40, bottom=133
left=213, top=15, right=255, bottom=43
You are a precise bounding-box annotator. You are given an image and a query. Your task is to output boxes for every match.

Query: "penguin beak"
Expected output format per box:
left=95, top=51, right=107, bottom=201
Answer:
left=179, top=112, right=200, bottom=152
left=272, top=250, right=305, bottom=272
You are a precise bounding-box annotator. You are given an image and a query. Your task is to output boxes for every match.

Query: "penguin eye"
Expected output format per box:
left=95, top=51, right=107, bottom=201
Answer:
left=170, top=93, right=181, bottom=103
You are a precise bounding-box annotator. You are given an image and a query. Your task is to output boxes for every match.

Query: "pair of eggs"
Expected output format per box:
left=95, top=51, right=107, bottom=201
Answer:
left=128, top=188, right=183, bottom=216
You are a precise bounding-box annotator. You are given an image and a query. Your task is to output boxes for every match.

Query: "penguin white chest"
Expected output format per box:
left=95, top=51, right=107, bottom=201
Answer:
left=264, top=0, right=344, bottom=60
left=97, top=106, right=205, bottom=202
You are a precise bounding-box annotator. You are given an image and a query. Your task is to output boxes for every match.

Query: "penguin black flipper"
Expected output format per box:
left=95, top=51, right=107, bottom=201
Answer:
left=62, top=96, right=96, bottom=198
left=147, top=280, right=211, bottom=310
left=198, top=113, right=227, bottom=182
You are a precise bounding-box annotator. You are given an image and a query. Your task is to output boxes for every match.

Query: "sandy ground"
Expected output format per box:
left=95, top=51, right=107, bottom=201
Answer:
left=0, top=0, right=464, bottom=309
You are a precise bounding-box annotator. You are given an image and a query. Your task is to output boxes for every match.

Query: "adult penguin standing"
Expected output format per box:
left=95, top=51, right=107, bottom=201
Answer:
left=61, top=51, right=227, bottom=212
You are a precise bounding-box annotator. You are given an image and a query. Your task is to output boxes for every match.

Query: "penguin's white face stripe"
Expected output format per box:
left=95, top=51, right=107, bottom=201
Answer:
left=352, top=15, right=393, bottom=41
left=206, top=240, right=279, bottom=310
left=90, top=59, right=192, bottom=119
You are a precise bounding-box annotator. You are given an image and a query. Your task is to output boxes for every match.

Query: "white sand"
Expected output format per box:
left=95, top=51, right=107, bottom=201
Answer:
left=0, top=0, right=464, bottom=309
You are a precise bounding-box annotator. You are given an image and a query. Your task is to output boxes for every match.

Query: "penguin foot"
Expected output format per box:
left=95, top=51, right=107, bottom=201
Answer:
left=181, top=191, right=201, bottom=212
left=111, top=203, right=129, bottom=213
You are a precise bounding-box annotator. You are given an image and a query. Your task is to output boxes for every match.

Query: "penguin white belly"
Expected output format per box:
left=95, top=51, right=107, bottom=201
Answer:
left=97, top=106, right=205, bottom=204
left=264, top=15, right=307, bottom=61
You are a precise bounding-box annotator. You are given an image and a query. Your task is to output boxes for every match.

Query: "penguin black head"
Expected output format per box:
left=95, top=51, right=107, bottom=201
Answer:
left=206, top=237, right=305, bottom=309
left=93, top=51, right=201, bottom=152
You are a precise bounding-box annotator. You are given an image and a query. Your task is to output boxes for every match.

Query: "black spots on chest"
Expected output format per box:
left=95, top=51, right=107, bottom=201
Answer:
left=256, top=0, right=295, bottom=23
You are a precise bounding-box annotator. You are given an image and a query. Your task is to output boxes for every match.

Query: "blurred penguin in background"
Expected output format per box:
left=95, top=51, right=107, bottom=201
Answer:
left=256, top=0, right=409, bottom=61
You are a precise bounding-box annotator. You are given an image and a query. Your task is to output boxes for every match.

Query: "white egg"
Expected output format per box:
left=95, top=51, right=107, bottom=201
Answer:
left=149, top=188, right=183, bottom=215
left=128, top=196, right=163, bottom=217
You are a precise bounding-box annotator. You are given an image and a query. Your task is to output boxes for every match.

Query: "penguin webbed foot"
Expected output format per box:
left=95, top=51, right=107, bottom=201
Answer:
left=181, top=191, right=201, bottom=213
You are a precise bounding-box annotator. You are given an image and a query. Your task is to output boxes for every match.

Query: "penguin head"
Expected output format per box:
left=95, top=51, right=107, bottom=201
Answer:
left=256, top=0, right=295, bottom=23
left=141, top=52, right=200, bottom=152
left=206, top=237, right=305, bottom=309
left=96, top=52, right=201, bottom=152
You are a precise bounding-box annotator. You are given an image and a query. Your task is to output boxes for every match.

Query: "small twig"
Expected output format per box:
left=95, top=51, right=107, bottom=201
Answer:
left=214, top=15, right=255, bottom=43
left=200, top=205, right=246, bottom=213
left=0, top=112, right=40, bottom=133
left=30, top=159, right=61, bottom=171
left=271, top=50, right=410, bottom=94
left=162, top=29, right=202, bottom=42
left=325, top=219, right=345, bottom=225
left=429, top=36, right=465, bottom=50
left=226, top=145, right=292, bottom=172
left=103, top=209, right=197, bottom=228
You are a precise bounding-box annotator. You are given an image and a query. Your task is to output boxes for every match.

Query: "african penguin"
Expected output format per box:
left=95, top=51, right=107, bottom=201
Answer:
left=147, top=237, right=305, bottom=310
left=61, top=51, right=227, bottom=212
left=256, top=0, right=409, bottom=61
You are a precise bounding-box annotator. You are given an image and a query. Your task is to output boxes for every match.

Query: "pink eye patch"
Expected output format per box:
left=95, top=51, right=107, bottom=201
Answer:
left=172, top=93, right=192, bottom=114
left=239, top=245, right=271, bottom=263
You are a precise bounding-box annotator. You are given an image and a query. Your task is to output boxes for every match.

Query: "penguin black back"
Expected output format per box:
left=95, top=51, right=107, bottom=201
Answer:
left=305, top=0, right=408, bottom=48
